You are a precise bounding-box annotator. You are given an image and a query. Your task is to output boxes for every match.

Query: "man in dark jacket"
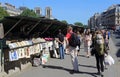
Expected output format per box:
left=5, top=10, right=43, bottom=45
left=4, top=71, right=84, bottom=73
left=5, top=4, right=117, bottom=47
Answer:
left=56, top=29, right=65, bottom=59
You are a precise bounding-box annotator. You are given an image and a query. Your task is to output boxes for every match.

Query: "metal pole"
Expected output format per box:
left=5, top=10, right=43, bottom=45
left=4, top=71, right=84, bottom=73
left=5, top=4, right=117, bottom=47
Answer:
left=0, top=39, right=4, bottom=72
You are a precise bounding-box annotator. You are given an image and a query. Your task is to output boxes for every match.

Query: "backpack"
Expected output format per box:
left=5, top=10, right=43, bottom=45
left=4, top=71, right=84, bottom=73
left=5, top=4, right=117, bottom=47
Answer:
left=69, top=33, right=80, bottom=47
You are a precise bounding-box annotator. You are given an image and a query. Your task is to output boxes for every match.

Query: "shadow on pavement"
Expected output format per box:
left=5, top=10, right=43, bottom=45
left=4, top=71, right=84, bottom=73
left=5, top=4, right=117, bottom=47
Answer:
left=116, top=48, right=120, bottom=57
left=79, top=64, right=96, bottom=68
left=78, top=54, right=87, bottom=58
left=42, top=64, right=98, bottom=77
left=116, top=43, right=120, bottom=47
left=116, top=36, right=120, bottom=39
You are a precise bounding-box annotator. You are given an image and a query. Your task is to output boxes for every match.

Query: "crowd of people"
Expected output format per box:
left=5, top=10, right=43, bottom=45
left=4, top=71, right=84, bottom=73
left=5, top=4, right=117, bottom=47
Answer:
left=54, top=26, right=111, bottom=76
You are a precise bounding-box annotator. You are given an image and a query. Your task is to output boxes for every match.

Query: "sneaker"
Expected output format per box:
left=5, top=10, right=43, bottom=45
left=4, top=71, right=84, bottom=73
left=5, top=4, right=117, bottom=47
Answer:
left=100, top=72, right=104, bottom=76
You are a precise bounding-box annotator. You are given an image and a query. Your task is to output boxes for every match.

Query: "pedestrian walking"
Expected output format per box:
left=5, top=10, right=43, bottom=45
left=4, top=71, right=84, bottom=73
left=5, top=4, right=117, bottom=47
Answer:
left=84, top=30, right=92, bottom=58
left=65, top=26, right=79, bottom=72
left=93, top=30, right=107, bottom=75
left=76, top=31, right=81, bottom=56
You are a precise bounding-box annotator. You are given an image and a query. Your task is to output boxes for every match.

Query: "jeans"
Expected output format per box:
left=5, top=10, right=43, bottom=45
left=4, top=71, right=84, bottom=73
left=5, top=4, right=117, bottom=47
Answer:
left=59, top=44, right=64, bottom=59
left=95, top=53, right=104, bottom=72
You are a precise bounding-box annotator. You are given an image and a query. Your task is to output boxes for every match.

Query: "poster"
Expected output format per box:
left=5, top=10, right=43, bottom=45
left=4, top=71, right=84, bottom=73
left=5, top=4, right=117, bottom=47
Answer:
left=25, top=47, right=30, bottom=58
left=9, top=50, right=19, bottom=61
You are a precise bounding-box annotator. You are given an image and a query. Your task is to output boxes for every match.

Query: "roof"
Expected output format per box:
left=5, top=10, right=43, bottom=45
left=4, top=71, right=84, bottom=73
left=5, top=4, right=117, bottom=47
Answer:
left=1, top=16, right=68, bottom=40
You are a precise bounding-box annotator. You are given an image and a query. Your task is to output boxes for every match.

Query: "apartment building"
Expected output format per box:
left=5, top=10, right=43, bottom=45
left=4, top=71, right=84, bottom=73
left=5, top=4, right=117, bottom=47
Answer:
left=88, top=13, right=101, bottom=29
left=102, top=4, right=120, bottom=28
left=0, top=3, right=22, bottom=16
left=88, top=4, right=120, bottom=29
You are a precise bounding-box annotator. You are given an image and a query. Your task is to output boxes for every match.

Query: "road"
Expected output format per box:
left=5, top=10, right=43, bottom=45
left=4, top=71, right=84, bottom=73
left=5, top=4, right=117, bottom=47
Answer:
left=10, top=36, right=120, bottom=77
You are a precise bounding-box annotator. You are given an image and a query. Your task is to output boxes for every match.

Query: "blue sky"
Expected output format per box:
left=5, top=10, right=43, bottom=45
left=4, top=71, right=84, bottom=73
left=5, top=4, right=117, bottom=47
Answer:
left=0, top=0, right=119, bottom=25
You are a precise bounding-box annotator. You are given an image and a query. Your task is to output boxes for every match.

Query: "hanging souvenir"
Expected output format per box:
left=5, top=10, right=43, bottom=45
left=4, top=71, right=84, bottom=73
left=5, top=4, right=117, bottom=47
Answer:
left=20, top=48, right=25, bottom=58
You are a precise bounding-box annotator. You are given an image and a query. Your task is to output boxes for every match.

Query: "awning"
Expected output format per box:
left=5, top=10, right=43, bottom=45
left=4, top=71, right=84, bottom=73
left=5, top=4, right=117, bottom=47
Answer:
left=1, top=16, right=68, bottom=40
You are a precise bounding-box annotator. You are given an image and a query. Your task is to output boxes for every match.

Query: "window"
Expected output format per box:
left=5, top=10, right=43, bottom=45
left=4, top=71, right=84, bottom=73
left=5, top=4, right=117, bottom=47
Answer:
left=116, top=7, right=120, bottom=12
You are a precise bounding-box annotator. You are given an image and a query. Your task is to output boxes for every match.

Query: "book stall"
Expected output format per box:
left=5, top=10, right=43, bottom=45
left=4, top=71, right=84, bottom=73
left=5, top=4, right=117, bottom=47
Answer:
left=0, top=16, right=70, bottom=76
left=5, top=37, right=53, bottom=67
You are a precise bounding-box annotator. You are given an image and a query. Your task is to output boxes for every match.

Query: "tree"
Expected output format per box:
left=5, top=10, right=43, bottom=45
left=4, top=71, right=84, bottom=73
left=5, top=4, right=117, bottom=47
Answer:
left=20, top=9, right=39, bottom=18
left=74, top=22, right=84, bottom=27
left=0, top=7, right=9, bottom=20
left=61, top=20, right=68, bottom=24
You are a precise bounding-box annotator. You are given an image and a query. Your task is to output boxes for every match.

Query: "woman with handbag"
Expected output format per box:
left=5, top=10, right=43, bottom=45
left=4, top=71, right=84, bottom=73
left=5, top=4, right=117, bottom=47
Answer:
left=93, top=30, right=107, bottom=75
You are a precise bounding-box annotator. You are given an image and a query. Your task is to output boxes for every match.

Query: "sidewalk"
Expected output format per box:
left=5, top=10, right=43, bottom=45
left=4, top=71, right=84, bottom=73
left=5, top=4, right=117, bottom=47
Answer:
left=106, top=38, right=120, bottom=77
left=2, top=38, right=120, bottom=77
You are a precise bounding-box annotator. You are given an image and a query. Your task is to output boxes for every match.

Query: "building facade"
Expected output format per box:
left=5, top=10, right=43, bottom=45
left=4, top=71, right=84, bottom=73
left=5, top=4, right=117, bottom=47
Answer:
left=88, top=4, right=120, bottom=29
left=0, top=2, right=55, bottom=19
left=102, top=4, right=120, bottom=28
left=88, top=13, right=101, bottom=29
left=19, top=6, right=28, bottom=11
left=0, top=3, right=22, bottom=16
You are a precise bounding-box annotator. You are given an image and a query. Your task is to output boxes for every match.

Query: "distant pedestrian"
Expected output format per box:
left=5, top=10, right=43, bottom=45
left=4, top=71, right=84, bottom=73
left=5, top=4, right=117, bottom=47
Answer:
left=65, top=26, right=79, bottom=72
left=56, top=29, right=65, bottom=59
left=84, top=30, right=92, bottom=58
left=103, top=30, right=109, bottom=50
left=76, top=31, right=81, bottom=56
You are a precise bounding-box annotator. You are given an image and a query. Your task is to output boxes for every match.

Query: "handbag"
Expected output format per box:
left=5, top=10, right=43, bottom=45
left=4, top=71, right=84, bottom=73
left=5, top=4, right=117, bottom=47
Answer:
left=90, top=48, right=96, bottom=56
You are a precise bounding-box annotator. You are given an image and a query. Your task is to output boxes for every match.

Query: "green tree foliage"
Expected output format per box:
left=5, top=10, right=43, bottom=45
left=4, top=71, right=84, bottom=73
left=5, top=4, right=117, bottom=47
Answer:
left=20, top=9, right=39, bottom=18
left=61, top=20, right=68, bottom=24
left=0, top=7, right=9, bottom=20
left=74, top=22, right=84, bottom=27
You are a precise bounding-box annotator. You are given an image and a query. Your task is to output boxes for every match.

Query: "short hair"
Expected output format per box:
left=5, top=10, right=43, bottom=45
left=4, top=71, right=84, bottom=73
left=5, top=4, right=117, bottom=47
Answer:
left=67, top=26, right=73, bottom=32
